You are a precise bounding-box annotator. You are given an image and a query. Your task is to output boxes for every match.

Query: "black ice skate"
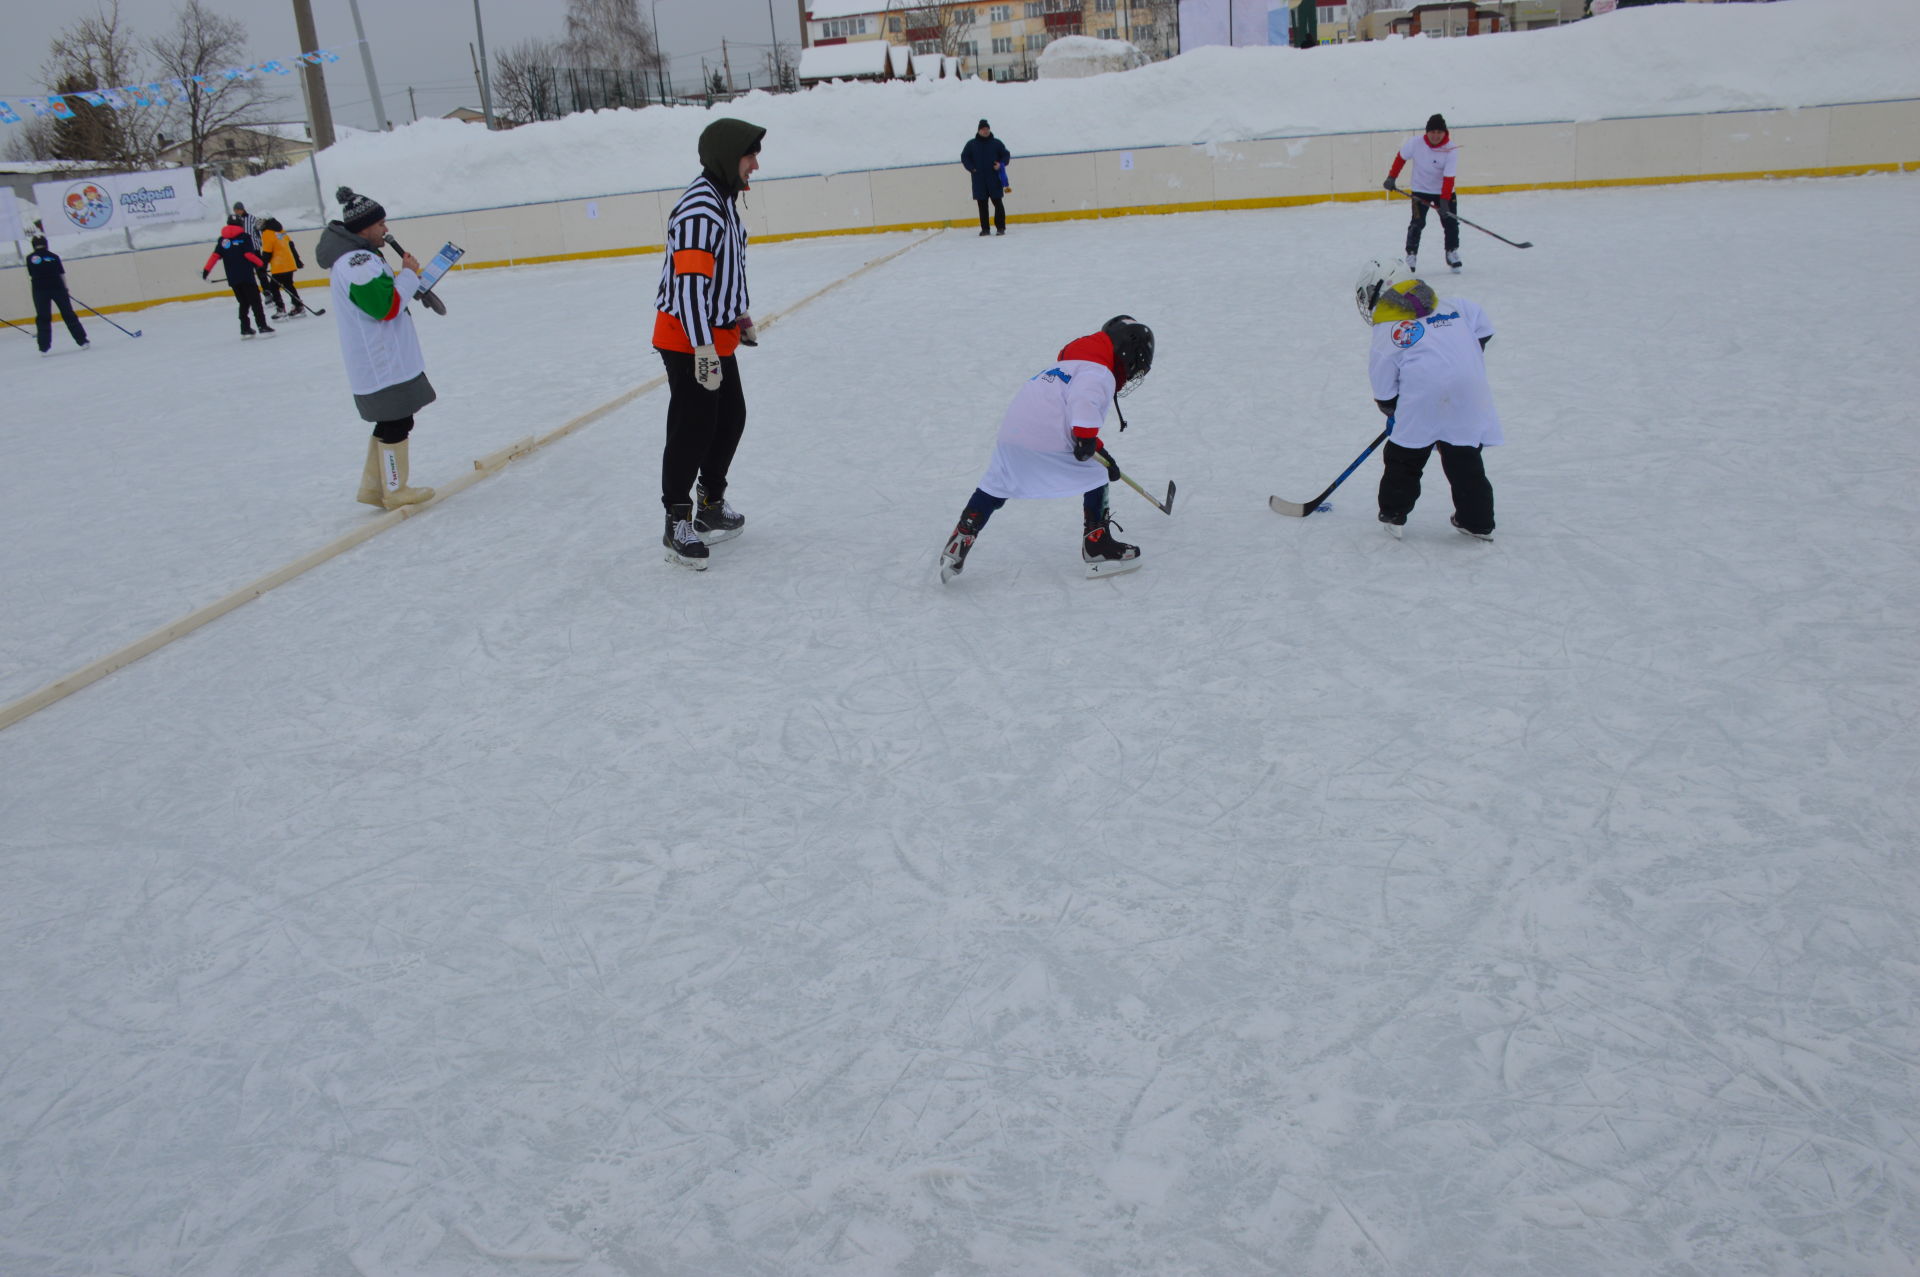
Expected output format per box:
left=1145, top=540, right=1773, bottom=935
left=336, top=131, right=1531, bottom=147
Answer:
left=1380, top=511, right=1406, bottom=540
left=939, top=509, right=986, bottom=583
left=664, top=503, right=710, bottom=569
left=1451, top=515, right=1493, bottom=542
left=1082, top=514, right=1141, bottom=578
left=693, top=485, right=744, bottom=543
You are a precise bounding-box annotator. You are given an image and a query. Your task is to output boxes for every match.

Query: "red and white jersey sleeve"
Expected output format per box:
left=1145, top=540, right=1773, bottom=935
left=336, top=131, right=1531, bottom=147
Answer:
left=1397, top=135, right=1459, bottom=195
left=1368, top=296, right=1501, bottom=449
left=977, top=359, right=1116, bottom=500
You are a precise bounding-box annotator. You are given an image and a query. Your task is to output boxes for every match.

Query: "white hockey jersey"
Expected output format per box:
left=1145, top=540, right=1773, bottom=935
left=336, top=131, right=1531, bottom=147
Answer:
left=1368, top=296, right=1502, bottom=450
left=1394, top=134, right=1459, bottom=195
left=978, top=358, right=1116, bottom=500
left=327, top=246, right=426, bottom=396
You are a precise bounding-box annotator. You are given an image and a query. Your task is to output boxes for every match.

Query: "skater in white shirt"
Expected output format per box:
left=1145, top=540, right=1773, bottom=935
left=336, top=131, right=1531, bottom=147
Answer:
left=1354, top=258, right=1499, bottom=540
left=940, top=316, right=1156, bottom=581
left=1383, top=113, right=1462, bottom=274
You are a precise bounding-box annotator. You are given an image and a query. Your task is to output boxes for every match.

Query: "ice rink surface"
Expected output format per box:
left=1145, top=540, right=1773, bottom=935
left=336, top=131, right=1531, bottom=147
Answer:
left=2, top=176, right=1918, bottom=1275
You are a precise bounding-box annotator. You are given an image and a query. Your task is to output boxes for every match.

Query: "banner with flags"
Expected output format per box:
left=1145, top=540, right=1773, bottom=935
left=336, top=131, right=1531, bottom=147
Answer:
left=33, top=170, right=205, bottom=238
left=0, top=47, right=339, bottom=126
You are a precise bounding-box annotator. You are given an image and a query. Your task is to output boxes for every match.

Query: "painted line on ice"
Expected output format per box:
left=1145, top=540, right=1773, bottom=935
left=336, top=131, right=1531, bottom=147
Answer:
left=0, top=228, right=948, bottom=734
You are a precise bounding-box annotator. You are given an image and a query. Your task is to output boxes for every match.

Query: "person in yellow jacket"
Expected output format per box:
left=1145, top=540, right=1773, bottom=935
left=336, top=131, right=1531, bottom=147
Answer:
left=259, top=218, right=319, bottom=318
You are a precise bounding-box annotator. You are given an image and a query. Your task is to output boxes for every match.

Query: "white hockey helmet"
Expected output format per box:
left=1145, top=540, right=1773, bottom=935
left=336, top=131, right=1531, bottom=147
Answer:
left=1354, top=256, right=1412, bottom=324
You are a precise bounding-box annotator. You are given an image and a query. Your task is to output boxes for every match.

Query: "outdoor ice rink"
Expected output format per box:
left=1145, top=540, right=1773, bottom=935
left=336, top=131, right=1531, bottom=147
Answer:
left=3, top=175, right=1917, bottom=1275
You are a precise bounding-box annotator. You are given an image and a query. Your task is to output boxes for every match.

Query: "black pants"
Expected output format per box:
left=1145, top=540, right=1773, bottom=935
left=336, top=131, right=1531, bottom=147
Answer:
left=976, top=196, right=1005, bottom=233
left=32, top=286, right=87, bottom=351
left=373, top=416, right=414, bottom=444
left=658, top=348, right=747, bottom=512
left=228, top=277, right=268, bottom=332
left=272, top=272, right=307, bottom=311
left=1406, top=192, right=1460, bottom=257
left=258, top=264, right=281, bottom=310
left=1378, top=439, right=1494, bottom=534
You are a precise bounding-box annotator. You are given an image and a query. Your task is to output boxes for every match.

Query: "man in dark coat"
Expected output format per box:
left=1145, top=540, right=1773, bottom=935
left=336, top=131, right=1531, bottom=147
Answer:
left=23, top=235, right=89, bottom=354
left=961, top=119, right=1011, bottom=237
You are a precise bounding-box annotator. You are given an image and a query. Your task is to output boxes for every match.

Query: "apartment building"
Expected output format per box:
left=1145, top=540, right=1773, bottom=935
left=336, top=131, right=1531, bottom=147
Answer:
left=799, top=1, right=1180, bottom=82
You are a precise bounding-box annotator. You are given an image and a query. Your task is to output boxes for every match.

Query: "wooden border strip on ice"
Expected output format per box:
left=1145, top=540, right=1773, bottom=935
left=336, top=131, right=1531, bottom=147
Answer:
left=0, top=228, right=946, bottom=734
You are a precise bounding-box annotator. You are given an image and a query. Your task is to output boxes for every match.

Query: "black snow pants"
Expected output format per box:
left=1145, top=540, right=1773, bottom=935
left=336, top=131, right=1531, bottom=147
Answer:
left=228, top=276, right=269, bottom=333
left=658, top=348, right=747, bottom=511
left=1378, top=439, right=1494, bottom=535
left=1406, top=192, right=1460, bottom=258
left=32, top=285, right=87, bottom=351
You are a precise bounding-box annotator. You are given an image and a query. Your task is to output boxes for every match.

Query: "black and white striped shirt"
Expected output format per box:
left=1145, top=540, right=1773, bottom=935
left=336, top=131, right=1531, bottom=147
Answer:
left=653, top=174, right=749, bottom=349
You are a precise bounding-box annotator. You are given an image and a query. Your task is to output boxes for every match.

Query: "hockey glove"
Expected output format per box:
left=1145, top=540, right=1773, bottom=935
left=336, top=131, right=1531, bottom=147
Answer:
left=201, top=269, right=210, bottom=281
left=1382, top=177, right=1397, bottom=192
left=738, top=316, right=758, bottom=347
left=694, top=345, right=723, bottom=391
left=1071, top=434, right=1101, bottom=463
left=1095, top=447, right=1122, bottom=482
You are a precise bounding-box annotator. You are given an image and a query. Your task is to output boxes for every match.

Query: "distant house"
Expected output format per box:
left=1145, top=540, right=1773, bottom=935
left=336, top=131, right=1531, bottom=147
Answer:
left=796, top=40, right=897, bottom=86
left=443, top=106, right=490, bottom=125
left=155, top=121, right=312, bottom=182
left=0, top=160, right=115, bottom=204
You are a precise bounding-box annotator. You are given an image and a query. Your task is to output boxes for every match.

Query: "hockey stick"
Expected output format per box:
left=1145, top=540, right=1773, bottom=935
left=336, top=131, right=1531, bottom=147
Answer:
left=1268, top=418, right=1392, bottom=517
left=1096, top=447, right=1175, bottom=515
left=67, top=295, right=142, bottom=338
left=0, top=313, right=35, bottom=339
left=1396, top=190, right=1532, bottom=250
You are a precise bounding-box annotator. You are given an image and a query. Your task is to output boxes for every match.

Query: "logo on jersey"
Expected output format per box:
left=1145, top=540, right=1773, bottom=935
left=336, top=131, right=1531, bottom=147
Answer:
left=1390, top=320, right=1425, bottom=348
left=348, top=251, right=373, bottom=266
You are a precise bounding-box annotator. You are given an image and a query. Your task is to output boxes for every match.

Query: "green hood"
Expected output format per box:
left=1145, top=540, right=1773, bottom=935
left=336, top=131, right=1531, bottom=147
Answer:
left=698, top=117, right=766, bottom=195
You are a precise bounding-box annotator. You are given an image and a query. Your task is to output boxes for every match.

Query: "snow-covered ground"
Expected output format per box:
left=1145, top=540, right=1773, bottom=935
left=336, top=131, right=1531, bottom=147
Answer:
left=2, top=174, right=1918, bottom=1275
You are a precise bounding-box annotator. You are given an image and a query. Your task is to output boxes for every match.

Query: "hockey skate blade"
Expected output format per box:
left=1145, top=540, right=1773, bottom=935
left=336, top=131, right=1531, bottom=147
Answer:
left=664, top=548, right=710, bottom=571
left=1385, top=523, right=1404, bottom=539
left=696, top=526, right=742, bottom=545
left=1084, top=558, right=1142, bottom=579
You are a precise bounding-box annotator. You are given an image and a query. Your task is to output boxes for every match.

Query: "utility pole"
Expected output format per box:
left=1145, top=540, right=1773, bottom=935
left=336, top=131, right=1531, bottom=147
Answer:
left=290, top=0, right=335, bottom=150
left=408, top=86, right=418, bottom=122
left=766, top=0, right=783, bottom=88
left=473, top=0, right=497, bottom=129
left=722, top=38, right=735, bottom=93
left=344, top=0, right=392, bottom=130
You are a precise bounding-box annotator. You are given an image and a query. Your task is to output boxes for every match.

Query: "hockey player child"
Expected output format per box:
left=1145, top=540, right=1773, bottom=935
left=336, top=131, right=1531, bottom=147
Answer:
left=317, top=186, right=438, bottom=510
left=1383, top=113, right=1462, bottom=274
left=654, top=117, right=765, bottom=570
left=1354, top=258, right=1499, bottom=541
left=23, top=235, right=88, bottom=355
left=259, top=218, right=316, bottom=317
left=940, top=315, right=1156, bottom=582
left=202, top=221, right=274, bottom=338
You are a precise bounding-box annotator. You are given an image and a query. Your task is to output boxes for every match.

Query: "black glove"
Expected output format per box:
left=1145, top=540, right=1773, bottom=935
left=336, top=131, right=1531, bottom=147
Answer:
left=1102, top=453, right=1121, bottom=482
left=1071, top=435, right=1099, bottom=463
left=200, top=269, right=210, bottom=281
left=1383, top=176, right=1397, bottom=192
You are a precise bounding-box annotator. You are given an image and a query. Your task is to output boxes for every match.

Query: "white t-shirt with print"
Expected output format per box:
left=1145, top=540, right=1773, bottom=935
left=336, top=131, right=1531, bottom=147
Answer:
left=1368, top=296, right=1501, bottom=450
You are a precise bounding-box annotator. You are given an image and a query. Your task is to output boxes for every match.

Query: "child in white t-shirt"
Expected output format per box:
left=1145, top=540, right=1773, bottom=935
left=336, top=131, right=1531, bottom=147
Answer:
left=1354, top=258, right=1500, bottom=540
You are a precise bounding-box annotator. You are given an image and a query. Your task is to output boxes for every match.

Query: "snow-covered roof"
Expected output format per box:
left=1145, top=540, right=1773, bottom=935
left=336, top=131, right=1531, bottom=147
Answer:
left=910, top=52, right=945, bottom=80
left=888, top=45, right=913, bottom=76
left=797, top=40, right=893, bottom=82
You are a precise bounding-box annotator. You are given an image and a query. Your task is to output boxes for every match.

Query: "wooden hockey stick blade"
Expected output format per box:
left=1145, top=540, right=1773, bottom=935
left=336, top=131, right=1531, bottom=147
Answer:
left=1269, top=492, right=1330, bottom=518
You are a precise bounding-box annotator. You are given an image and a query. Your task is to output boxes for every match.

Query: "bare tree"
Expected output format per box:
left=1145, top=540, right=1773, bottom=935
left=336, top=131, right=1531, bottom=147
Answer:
left=562, top=0, right=662, bottom=95
left=759, top=41, right=799, bottom=93
left=148, top=0, right=278, bottom=193
left=494, top=38, right=564, bottom=122
left=1125, top=0, right=1181, bottom=59
left=888, top=2, right=977, bottom=60
left=42, top=1, right=158, bottom=168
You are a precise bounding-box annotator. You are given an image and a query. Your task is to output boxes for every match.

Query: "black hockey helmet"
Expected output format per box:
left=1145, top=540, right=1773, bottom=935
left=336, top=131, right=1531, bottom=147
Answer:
left=1101, top=314, right=1154, bottom=395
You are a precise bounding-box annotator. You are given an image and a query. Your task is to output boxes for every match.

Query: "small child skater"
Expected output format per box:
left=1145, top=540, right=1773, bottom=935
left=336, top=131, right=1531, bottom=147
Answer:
left=1354, top=257, right=1500, bottom=540
left=940, top=315, right=1156, bottom=582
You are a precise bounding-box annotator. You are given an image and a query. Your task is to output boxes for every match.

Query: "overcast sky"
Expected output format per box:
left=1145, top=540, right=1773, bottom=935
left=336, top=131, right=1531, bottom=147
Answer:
left=0, top=0, right=806, bottom=132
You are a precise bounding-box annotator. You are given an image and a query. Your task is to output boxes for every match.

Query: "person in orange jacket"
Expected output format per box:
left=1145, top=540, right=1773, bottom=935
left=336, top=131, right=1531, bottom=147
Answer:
left=259, top=218, right=318, bottom=317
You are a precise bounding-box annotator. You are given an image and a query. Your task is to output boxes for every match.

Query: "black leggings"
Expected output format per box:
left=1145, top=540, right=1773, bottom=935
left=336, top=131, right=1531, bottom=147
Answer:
left=32, top=287, right=87, bottom=350
left=372, top=416, right=415, bottom=444
left=964, top=485, right=1108, bottom=530
left=976, top=196, right=1005, bottom=232
left=272, top=272, right=305, bottom=310
left=658, top=348, right=747, bottom=511
left=1378, top=439, right=1493, bottom=533
left=1406, top=193, right=1460, bottom=257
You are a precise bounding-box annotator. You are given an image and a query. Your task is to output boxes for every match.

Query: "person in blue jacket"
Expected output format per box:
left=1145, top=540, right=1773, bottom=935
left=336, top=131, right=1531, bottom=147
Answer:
left=24, top=235, right=89, bottom=355
left=962, top=119, right=1011, bottom=237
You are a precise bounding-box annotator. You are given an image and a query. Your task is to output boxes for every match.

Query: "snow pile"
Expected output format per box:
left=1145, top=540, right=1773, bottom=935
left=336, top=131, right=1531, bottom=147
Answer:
left=1036, top=35, right=1149, bottom=79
